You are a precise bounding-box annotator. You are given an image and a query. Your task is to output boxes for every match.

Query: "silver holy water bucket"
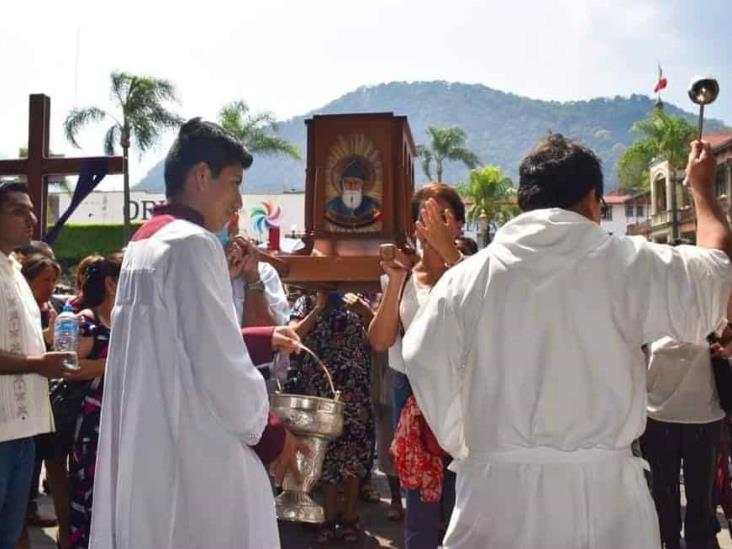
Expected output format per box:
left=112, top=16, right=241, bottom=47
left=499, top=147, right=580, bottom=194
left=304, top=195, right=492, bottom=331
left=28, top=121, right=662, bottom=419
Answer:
left=270, top=347, right=344, bottom=523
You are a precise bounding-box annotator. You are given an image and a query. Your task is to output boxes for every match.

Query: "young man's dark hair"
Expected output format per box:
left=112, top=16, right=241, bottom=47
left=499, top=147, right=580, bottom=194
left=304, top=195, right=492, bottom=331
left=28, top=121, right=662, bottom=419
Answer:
left=0, top=181, right=30, bottom=208
left=517, top=133, right=603, bottom=212
left=164, top=118, right=253, bottom=198
left=456, top=235, right=479, bottom=256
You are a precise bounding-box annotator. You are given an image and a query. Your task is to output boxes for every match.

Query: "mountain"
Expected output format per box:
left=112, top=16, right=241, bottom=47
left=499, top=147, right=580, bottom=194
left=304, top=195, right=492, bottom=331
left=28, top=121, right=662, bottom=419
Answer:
left=135, top=81, right=728, bottom=193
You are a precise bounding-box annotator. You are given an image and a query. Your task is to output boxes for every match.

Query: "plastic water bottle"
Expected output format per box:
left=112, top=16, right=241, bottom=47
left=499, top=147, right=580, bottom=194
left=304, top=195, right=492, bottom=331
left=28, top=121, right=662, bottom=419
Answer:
left=54, top=303, right=80, bottom=370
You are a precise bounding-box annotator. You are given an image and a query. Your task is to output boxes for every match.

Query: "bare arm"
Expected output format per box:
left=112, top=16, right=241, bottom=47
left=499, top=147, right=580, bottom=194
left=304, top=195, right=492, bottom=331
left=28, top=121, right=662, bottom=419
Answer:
left=343, top=293, right=374, bottom=326
left=368, top=271, right=407, bottom=352
left=233, top=237, right=279, bottom=328
left=289, top=293, right=326, bottom=338
left=64, top=359, right=106, bottom=381
left=0, top=351, right=37, bottom=375
left=689, top=141, right=732, bottom=258
left=0, top=351, right=71, bottom=378
left=242, top=288, right=276, bottom=327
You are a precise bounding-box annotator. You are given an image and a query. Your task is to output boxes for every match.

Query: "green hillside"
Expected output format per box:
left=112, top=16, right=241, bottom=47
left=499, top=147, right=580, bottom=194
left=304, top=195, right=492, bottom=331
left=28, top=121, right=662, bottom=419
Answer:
left=136, top=81, right=727, bottom=193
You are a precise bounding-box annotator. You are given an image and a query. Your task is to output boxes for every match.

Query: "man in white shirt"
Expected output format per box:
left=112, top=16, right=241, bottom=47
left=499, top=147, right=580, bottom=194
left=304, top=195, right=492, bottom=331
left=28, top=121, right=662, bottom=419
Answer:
left=642, top=337, right=726, bottom=549
left=403, top=136, right=732, bottom=549
left=227, top=237, right=289, bottom=328
left=0, top=181, right=73, bottom=548
left=217, top=215, right=290, bottom=385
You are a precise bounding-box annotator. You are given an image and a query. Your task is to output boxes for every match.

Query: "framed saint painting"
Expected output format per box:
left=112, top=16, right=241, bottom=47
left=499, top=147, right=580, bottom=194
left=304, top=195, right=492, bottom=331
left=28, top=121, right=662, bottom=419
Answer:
left=304, top=113, right=416, bottom=246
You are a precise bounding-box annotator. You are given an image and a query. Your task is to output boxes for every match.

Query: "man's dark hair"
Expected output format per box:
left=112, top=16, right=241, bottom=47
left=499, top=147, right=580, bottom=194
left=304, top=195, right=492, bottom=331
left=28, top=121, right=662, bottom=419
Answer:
left=164, top=118, right=253, bottom=198
left=0, top=181, right=30, bottom=208
left=411, top=183, right=466, bottom=223
left=16, top=240, right=55, bottom=259
left=456, top=236, right=479, bottom=256
left=517, top=133, right=603, bottom=212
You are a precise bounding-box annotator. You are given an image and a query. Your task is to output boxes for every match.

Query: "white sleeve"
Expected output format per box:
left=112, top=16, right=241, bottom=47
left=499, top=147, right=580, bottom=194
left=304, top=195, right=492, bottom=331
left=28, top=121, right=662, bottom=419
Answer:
left=258, top=263, right=290, bottom=326
left=641, top=242, right=732, bottom=345
left=402, top=271, right=468, bottom=459
left=171, top=233, right=269, bottom=445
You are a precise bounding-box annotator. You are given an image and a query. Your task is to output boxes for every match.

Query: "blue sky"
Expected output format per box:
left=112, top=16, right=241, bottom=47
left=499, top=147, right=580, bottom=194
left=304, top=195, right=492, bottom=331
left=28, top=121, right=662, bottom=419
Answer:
left=1, top=0, right=730, bottom=190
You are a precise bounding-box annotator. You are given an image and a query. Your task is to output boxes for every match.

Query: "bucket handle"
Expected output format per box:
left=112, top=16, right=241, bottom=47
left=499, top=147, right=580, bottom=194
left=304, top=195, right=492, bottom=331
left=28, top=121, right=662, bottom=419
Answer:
left=275, top=343, right=340, bottom=401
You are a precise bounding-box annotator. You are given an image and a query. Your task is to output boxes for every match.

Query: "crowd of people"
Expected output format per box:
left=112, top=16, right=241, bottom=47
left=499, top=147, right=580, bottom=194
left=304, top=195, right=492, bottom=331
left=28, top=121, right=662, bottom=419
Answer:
left=2, top=116, right=732, bottom=549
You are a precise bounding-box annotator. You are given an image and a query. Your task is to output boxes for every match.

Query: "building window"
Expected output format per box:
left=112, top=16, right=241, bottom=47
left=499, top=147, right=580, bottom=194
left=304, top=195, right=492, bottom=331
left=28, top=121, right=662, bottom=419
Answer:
left=602, top=205, right=613, bottom=221
left=636, top=204, right=644, bottom=218
left=716, top=166, right=727, bottom=197
left=625, top=204, right=634, bottom=218
left=654, top=177, right=667, bottom=212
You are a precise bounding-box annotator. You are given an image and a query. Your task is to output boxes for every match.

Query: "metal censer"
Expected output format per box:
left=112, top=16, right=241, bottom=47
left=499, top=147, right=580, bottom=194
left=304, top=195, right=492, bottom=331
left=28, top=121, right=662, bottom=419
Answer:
left=270, top=345, right=344, bottom=523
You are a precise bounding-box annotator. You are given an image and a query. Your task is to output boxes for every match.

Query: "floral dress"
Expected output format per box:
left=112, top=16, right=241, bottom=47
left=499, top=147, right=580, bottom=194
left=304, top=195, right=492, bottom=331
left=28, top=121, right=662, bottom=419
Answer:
left=68, top=311, right=109, bottom=549
left=289, top=295, right=374, bottom=484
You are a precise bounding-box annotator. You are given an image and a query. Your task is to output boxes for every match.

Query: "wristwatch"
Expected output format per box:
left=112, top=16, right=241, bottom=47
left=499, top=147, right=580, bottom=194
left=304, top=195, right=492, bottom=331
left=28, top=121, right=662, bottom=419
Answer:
left=245, top=278, right=265, bottom=292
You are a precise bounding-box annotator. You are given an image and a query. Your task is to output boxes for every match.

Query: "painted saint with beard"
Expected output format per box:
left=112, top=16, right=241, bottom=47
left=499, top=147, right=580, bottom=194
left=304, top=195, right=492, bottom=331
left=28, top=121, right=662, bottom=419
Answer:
left=325, top=160, right=382, bottom=229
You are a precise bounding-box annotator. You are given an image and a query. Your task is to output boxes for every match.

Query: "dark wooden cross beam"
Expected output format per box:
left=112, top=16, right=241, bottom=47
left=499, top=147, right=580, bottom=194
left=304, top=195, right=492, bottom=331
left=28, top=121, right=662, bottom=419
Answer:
left=0, top=94, right=124, bottom=238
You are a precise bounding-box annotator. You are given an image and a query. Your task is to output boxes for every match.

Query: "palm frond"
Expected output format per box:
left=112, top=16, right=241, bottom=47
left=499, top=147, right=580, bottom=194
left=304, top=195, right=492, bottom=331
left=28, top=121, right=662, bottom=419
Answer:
left=218, top=99, right=299, bottom=161
left=63, top=107, right=108, bottom=148
left=107, top=72, right=183, bottom=155
left=416, top=145, right=433, bottom=180
left=103, top=125, right=120, bottom=155
left=247, top=134, right=301, bottom=159
left=447, top=147, right=480, bottom=169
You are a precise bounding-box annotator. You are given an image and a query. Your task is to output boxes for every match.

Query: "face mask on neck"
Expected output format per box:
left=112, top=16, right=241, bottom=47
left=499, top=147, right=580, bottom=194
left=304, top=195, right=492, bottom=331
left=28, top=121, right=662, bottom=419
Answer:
left=213, top=228, right=230, bottom=248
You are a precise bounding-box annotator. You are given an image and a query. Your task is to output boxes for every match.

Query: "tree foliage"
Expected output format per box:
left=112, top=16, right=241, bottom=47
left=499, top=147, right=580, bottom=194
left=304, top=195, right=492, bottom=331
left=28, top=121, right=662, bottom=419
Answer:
left=64, top=72, right=182, bottom=156
left=617, top=108, right=696, bottom=191
left=417, top=126, right=479, bottom=182
left=63, top=71, right=183, bottom=242
left=457, top=165, right=518, bottom=227
left=219, top=101, right=300, bottom=160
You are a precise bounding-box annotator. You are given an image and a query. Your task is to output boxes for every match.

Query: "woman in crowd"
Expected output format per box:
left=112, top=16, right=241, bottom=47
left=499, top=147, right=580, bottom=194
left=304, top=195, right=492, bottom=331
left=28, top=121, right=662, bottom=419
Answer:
left=66, top=252, right=122, bottom=548
left=66, top=254, right=103, bottom=313
left=370, top=346, right=404, bottom=521
left=19, top=254, right=72, bottom=549
left=289, top=291, right=375, bottom=544
left=369, top=183, right=466, bottom=549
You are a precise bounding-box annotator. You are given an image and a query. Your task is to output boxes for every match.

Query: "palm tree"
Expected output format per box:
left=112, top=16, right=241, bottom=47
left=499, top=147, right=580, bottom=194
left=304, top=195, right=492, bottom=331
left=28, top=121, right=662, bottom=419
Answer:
left=457, top=165, right=518, bottom=246
left=617, top=108, right=696, bottom=191
left=218, top=101, right=300, bottom=160
left=417, top=127, right=480, bottom=182
left=64, top=71, right=183, bottom=242
left=617, top=108, right=696, bottom=240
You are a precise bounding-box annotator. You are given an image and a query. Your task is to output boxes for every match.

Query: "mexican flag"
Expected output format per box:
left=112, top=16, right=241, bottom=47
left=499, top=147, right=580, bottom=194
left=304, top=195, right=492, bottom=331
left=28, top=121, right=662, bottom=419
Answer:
left=654, top=64, right=668, bottom=93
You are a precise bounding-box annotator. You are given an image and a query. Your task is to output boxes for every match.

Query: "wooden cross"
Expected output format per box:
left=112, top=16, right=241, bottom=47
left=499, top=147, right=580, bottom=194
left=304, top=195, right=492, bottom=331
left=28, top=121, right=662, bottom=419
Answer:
left=0, top=94, right=124, bottom=238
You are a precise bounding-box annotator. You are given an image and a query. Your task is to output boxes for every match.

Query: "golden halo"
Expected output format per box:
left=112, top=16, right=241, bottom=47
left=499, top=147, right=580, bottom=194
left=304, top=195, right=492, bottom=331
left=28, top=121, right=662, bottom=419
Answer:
left=325, top=133, right=383, bottom=202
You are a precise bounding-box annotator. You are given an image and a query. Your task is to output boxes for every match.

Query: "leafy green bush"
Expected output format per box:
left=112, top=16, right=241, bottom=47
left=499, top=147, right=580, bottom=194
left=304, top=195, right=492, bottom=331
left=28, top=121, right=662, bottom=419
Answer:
left=50, top=223, right=141, bottom=263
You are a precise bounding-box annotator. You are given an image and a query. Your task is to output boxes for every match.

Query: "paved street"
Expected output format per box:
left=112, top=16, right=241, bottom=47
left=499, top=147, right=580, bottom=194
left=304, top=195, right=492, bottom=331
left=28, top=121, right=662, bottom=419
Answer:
left=24, top=472, right=732, bottom=548
left=26, top=471, right=404, bottom=548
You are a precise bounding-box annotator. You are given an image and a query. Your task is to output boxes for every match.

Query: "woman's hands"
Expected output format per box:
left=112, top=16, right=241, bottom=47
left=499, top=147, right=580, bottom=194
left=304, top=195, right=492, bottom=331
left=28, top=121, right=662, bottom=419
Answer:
left=415, top=198, right=463, bottom=266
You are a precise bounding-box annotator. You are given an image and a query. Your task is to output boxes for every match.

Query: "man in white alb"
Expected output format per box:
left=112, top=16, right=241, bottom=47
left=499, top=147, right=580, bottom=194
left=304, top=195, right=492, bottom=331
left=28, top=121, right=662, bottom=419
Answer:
left=403, top=135, right=732, bottom=549
left=89, top=119, right=304, bottom=549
